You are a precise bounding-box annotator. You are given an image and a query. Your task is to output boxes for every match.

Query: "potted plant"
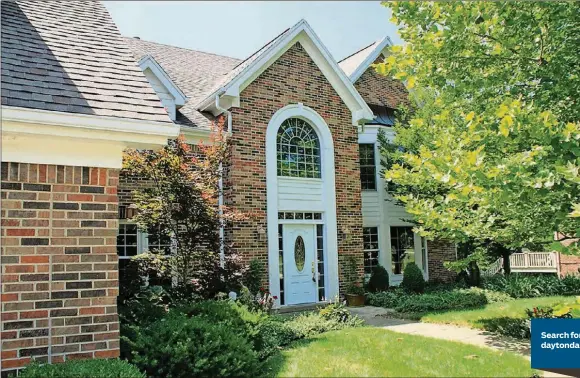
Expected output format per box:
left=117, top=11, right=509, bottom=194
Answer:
left=346, top=282, right=365, bottom=307
left=344, top=255, right=365, bottom=307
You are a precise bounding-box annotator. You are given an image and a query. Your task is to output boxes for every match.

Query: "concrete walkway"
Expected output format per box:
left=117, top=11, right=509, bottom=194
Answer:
left=349, top=306, right=569, bottom=378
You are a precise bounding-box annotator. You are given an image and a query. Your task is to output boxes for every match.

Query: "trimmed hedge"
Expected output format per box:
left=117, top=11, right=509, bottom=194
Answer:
left=401, top=263, right=425, bottom=293
left=366, top=265, right=390, bottom=292
left=19, top=359, right=144, bottom=378
left=368, top=288, right=488, bottom=313
left=395, top=290, right=487, bottom=313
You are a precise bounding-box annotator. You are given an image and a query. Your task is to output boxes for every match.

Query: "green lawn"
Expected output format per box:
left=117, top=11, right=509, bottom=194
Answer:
left=420, top=296, right=574, bottom=329
left=266, top=328, right=535, bottom=377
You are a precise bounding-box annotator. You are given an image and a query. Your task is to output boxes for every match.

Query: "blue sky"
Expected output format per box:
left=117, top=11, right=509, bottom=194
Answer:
left=104, top=1, right=400, bottom=61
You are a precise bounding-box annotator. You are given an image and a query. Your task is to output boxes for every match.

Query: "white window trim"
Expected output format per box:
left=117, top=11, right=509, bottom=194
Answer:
left=266, top=104, right=339, bottom=307
left=387, top=225, right=429, bottom=281
left=363, top=226, right=380, bottom=277
left=117, top=221, right=148, bottom=259
left=359, top=143, right=378, bottom=192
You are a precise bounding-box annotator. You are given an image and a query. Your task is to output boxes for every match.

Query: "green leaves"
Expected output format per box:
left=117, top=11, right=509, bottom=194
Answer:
left=379, top=2, right=580, bottom=252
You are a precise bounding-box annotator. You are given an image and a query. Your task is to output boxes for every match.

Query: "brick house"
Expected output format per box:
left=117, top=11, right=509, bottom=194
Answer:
left=0, top=1, right=179, bottom=373
left=1, top=0, right=460, bottom=373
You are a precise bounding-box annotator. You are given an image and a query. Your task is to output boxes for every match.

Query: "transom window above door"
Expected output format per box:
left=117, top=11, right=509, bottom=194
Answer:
left=277, top=117, right=321, bottom=178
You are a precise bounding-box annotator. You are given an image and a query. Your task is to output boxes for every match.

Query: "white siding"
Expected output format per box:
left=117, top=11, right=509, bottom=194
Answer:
left=277, top=177, right=324, bottom=211
left=358, top=125, right=423, bottom=284
left=362, top=191, right=380, bottom=224
left=384, top=193, right=413, bottom=226
left=143, top=67, right=176, bottom=120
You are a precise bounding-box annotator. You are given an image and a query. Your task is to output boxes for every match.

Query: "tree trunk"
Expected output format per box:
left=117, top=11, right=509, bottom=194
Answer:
left=468, top=261, right=481, bottom=286
left=501, top=248, right=511, bottom=275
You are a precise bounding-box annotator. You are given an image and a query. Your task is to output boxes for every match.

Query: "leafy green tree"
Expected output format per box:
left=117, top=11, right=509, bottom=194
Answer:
left=377, top=2, right=580, bottom=261
left=123, top=120, right=246, bottom=296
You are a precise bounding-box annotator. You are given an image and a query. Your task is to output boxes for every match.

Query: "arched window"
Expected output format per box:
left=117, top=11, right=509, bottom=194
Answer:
left=276, top=118, right=321, bottom=178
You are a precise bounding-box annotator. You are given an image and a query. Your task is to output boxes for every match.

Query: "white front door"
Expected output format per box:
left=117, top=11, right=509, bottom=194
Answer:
left=283, top=224, right=317, bottom=305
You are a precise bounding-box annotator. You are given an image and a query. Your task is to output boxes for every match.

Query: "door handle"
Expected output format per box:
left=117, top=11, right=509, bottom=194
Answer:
left=312, top=261, right=316, bottom=282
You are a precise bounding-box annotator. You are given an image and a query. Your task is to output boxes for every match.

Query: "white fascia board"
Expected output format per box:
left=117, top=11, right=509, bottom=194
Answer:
left=138, top=55, right=188, bottom=107
left=197, top=20, right=374, bottom=125
left=349, top=36, right=393, bottom=83
left=179, top=126, right=211, bottom=144
left=2, top=106, right=180, bottom=142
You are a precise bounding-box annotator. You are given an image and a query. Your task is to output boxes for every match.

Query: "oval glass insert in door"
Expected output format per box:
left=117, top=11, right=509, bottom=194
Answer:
left=294, top=236, right=305, bottom=271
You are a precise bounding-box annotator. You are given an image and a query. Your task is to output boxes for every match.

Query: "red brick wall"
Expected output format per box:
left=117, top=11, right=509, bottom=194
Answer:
left=427, top=240, right=457, bottom=283
left=1, top=162, right=120, bottom=373
left=354, top=55, right=410, bottom=109
left=227, top=42, right=365, bottom=292
left=559, top=253, right=580, bottom=277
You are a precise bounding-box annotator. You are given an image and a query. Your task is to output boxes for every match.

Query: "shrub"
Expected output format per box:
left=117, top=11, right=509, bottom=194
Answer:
left=253, top=319, right=298, bottom=360
left=560, top=275, right=580, bottom=295
left=481, top=303, right=576, bottom=340
left=19, top=359, right=144, bottom=378
left=401, top=263, right=425, bottom=293
left=366, top=288, right=408, bottom=308
left=366, top=265, right=389, bottom=292
left=482, top=274, right=580, bottom=298
left=129, top=312, right=260, bottom=378
left=460, top=287, right=513, bottom=303
left=286, top=303, right=363, bottom=339
left=243, top=258, right=265, bottom=295
left=423, top=281, right=466, bottom=293
left=178, top=300, right=299, bottom=360
left=394, top=290, right=487, bottom=313
left=318, top=301, right=359, bottom=323
left=479, top=317, right=531, bottom=339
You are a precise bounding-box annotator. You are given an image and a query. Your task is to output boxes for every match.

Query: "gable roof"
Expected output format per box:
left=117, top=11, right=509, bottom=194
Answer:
left=123, top=36, right=241, bottom=128
left=1, top=0, right=172, bottom=123
left=338, top=37, right=392, bottom=83
left=196, top=19, right=374, bottom=125
left=138, top=55, right=188, bottom=107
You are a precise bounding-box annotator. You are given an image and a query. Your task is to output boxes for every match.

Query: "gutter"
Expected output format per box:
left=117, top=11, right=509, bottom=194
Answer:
left=214, top=95, right=231, bottom=266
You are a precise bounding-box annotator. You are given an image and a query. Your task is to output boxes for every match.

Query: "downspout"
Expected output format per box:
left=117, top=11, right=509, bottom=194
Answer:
left=214, top=95, right=231, bottom=267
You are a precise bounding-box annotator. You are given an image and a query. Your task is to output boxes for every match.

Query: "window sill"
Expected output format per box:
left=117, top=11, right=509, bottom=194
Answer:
left=278, top=176, right=323, bottom=182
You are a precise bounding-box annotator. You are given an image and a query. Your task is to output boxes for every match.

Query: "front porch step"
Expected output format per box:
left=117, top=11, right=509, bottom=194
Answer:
left=275, top=302, right=329, bottom=314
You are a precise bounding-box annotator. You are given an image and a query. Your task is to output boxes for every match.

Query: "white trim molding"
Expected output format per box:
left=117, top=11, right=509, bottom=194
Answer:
left=349, top=36, right=393, bottom=83
left=197, top=20, right=374, bottom=126
left=266, top=104, right=339, bottom=307
left=138, top=55, right=188, bottom=107
left=1, top=106, right=180, bottom=168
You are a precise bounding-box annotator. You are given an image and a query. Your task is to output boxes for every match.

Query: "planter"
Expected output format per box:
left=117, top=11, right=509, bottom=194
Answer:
left=346, top=294, right=365, bottom=307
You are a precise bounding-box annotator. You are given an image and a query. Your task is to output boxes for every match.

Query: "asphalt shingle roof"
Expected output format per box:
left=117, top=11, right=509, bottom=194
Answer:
left=1, top=1, right=172, bottom=123
left=123, top=37, right=241, bottom=129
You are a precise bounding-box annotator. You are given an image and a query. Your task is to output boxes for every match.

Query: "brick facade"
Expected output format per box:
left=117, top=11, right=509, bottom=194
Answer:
left=227, top=42, right=365, bottom=292
left=427, top=240, right=457, bottom=283
left=1, top=162, right=120, bottom=373
left=559, top=253, right=580, bottom=277
left=354, top=55, right=410, bottom=110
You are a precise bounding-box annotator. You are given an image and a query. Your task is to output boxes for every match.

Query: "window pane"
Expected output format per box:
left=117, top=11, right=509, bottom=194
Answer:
left=277, top=118, right=321, bottom=178
left=390, top=226, right=415, bottom=275
left=363, top=227, right=379, bottom=277
left=359, top=144, right=376, bottom=190
left=146, top=225, right=171, bottom=254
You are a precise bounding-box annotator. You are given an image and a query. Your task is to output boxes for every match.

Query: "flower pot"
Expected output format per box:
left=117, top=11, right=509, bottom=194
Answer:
left=346, top=294, right=365, bottom=307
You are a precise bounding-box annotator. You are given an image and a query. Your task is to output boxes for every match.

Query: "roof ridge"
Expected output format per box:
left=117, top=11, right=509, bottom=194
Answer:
left=229, top=27, right=291, bottom=72
left=122, top=36, right=242, bottom=61
left=337, top=40, right=378, bottom=63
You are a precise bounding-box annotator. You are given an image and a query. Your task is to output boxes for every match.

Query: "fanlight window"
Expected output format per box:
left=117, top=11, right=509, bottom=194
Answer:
left=277, top=118, right=321, bottom=178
